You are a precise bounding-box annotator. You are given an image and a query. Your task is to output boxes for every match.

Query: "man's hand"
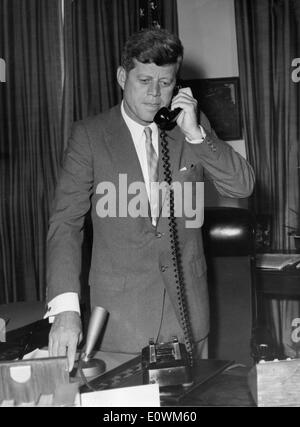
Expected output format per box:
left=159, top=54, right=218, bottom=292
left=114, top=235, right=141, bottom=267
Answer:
left=48, top=311, right=83, bottom=372
left=171, top=87, right=203, bottom=141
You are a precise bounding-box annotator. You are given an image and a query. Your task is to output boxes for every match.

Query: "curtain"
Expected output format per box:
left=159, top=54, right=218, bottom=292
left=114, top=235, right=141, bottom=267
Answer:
left=72, top=0, right=179, bottom=122
left=72, top=0, right=139, bottom=121
left=0, top=0, right=64, bottom=303
left=139, top=0, right=179, bottom=33
left=235, top=0, right=300, bottom=357
left=235, top=0, right=300, bottom=251
left=0, top=0, right=179, bottom=304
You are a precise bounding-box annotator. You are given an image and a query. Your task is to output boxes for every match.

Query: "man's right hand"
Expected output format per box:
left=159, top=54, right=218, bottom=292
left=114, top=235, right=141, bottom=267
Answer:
left=48, top=311, right=83, bottom=372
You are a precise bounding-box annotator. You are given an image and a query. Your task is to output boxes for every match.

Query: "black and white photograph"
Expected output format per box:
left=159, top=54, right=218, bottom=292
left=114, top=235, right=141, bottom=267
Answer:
left=0, top=0, right=300, bottom=409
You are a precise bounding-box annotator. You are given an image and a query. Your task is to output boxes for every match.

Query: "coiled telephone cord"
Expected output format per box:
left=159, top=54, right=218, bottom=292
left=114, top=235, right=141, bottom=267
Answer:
left=160, top=130, right=194, bottom=367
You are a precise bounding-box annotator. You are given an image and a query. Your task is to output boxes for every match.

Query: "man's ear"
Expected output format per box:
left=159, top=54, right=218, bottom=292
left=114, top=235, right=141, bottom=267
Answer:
left=117, top=66, right=127, bottom=90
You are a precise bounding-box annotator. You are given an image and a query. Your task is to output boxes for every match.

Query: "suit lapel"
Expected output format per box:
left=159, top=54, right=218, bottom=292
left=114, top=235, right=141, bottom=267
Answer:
left=102, top=107, right=185, bottom=227
left=103, top=106, right=153, bottom=226
left=103, top=106, right=145, bottom=185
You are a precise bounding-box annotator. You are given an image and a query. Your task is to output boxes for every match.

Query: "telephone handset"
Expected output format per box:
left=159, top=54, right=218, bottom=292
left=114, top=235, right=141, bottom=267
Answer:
left=153, top=84, right=182, bottom=131
left=153, top=106, right=182, bottom=131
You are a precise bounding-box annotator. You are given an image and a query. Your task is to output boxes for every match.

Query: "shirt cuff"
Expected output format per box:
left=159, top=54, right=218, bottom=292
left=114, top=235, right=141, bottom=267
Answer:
left=44, top=292, right=80, bottom=323
left=185, top=125, right=206, bottom=144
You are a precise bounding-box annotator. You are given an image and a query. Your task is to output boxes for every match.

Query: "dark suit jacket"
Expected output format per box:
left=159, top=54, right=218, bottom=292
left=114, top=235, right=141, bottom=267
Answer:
left=46, top=104, right=254, bottom=353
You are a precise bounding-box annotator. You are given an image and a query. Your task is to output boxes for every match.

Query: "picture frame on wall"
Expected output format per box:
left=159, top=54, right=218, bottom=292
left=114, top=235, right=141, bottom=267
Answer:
left=183, top=77, right=242, bottom=141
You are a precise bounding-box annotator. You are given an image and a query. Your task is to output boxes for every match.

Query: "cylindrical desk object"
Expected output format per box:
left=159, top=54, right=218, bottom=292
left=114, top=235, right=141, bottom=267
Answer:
left=77, top=307, right=108, bottom=378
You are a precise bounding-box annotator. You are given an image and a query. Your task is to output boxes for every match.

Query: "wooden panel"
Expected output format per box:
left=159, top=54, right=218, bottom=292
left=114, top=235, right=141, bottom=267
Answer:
left=248, top=358, right=300, bottom=406
left=0, top=357, right=69, bottom=405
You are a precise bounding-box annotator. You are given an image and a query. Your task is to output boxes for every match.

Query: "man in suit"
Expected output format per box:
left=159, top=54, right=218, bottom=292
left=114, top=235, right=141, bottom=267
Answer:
left=46, top=28, right=255, bottom=371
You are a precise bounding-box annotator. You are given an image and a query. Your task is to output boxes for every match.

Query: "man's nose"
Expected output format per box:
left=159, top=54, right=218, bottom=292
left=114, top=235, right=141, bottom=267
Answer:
left=148, top=82, right=161, bottom=96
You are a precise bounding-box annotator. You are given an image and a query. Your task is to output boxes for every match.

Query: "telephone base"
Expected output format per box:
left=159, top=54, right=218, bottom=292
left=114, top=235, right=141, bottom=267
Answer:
left=141, top=337, right=193, bottom=388
left=144, top=365, right=193, bottom=388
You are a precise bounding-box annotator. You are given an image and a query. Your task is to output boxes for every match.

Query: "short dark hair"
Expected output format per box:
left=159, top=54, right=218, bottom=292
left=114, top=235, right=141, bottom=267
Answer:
left=121, top=28, right=184, bottom=72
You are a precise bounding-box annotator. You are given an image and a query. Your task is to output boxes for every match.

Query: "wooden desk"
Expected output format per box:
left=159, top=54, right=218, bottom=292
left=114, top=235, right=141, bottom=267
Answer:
left=0, top=310, right=256, bottom=407
left=180, top=366, right=255, bottom=407
left=255, top=265, right=300, bottom=327
left=256, top=266, right=300, bottom=298
left=0, top=336, right=255, bottom=406
left=255, top=265, right=300, bottom=357
left=0, top=301, right=45, bottom=333
left=79, top=356, right=256, bottom=407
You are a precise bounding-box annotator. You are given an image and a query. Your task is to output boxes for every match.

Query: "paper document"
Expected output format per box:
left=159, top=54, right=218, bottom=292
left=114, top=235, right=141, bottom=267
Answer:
left=256, top=253, right=300, bottom=270
left=22, top=348, right=49, bottom=359
left=81, top=383, right=160, bottom=407
left=0, top=319, right=6, bottom=342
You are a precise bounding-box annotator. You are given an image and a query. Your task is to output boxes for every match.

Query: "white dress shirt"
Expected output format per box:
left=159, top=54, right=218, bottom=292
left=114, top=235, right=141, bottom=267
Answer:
left=120, top=102, right=159, bottom=203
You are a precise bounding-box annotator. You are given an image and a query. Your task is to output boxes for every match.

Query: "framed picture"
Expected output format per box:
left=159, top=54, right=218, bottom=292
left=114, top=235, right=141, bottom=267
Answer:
left=183, top=77, right=242, bottom=141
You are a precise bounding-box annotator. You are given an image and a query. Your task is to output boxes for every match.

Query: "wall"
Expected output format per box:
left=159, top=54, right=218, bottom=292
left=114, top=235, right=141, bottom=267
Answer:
left=177, top=0, right=239, bottom=79
left=177, top=0, right=248, bottom=207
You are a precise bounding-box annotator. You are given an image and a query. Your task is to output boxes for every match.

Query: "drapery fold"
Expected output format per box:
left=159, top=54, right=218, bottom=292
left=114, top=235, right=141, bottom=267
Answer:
left=235, top=0, right=300, bottom=358
left=0, top=0, right=64, bottom=302
left=72, top=0, right=179, bottom=122
left=235, top=0, right=300, bottom=250
left=0, top=0, right=179, bottom=304
left=72, top=0, right=140, bottom=121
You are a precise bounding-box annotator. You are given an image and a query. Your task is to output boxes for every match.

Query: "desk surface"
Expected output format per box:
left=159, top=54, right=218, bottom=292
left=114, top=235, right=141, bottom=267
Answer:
left=0, top=301, right=45, bottom=332
left=180, top=366, right=254, bottom=406
left=256, top=265, right=300, bottom=297
left=0, top=343, right=255, bottom=406
left=0, top=311, right=256, bottom=407
left=80, top=354, right=255, bottom=407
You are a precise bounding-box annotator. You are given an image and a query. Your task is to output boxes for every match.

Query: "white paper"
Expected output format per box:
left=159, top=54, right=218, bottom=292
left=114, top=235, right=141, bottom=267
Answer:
left=81, top=383, right=160, bottom=407
left=22, top=348, right=49, bottom=359
left=256, top=253, right=300, bottom=270
left=0, top=318, right=6, bottom=342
